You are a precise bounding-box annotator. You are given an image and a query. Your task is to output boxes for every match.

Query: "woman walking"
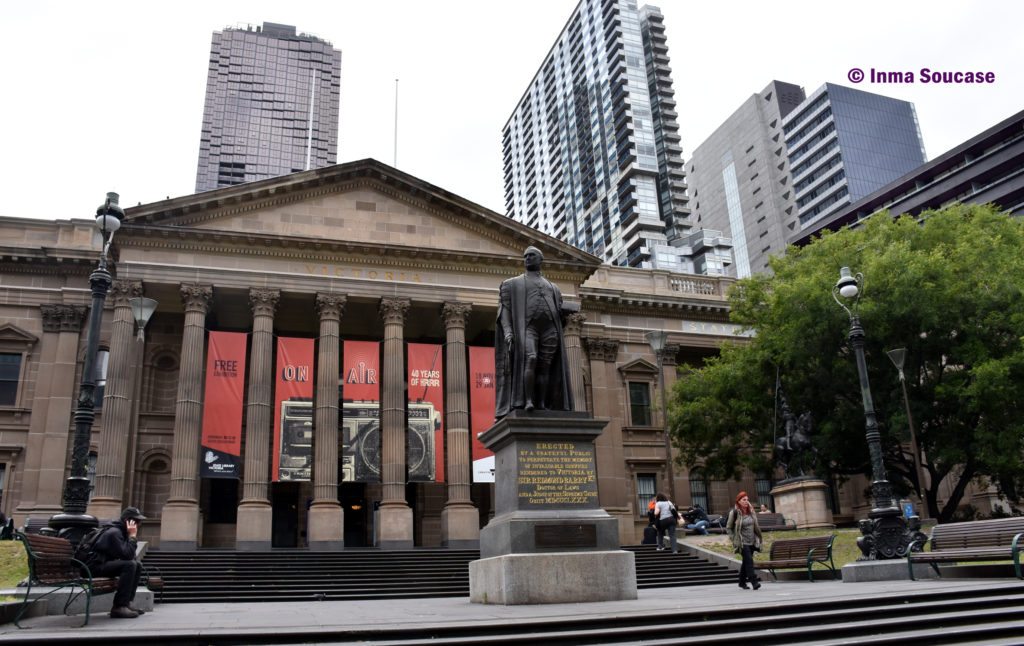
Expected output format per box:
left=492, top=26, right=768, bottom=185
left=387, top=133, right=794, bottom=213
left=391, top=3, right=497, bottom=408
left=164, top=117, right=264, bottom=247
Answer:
left=726, top=491, right=763, bottom=589
left=653, top=492, right=679, bottom=553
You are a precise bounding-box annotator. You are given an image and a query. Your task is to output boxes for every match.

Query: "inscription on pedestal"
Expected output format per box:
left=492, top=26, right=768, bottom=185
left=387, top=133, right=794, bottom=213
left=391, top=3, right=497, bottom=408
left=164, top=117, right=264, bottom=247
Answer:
left=535, top=524, right=597, bottom=549
left=517, top=440, right=598, bottom=509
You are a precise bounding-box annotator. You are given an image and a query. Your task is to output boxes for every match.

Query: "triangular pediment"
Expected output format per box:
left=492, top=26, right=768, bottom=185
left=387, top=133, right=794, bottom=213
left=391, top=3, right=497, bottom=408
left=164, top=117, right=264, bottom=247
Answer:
left=0, top=323, right=38, bottom=346
left=122, top=159, right=598, bottom=271
left=618, top=358, right=659, bottom=379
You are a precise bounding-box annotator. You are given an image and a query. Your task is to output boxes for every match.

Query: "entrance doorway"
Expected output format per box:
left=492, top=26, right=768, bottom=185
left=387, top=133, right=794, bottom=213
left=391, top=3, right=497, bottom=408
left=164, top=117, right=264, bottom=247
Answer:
left=340, top=483, right=368, bottom=546
left=271, top=482, right=300, bottom=547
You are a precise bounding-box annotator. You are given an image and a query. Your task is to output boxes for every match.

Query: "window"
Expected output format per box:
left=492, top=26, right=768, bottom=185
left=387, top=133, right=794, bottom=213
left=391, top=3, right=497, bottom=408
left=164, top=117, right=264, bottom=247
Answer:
left=628, top=381, right=652, bottom=426
left=636, top=474, right=656, bottom=518
left=94, top=348, right=109, bottom=409
left=0, top=353, right=21, bottom=406
left=690, top=469, right=710, bottom=513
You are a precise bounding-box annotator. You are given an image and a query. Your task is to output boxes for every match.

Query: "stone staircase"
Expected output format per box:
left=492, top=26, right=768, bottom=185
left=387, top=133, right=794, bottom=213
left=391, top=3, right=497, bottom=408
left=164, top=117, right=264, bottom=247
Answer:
left=141, top=545, right=734, bottom=603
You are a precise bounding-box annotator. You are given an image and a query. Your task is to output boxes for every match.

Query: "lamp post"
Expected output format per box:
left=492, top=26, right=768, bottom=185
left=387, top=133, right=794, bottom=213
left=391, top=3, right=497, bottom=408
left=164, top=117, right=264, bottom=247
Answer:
left=833, top=267, right=922, bottom=559
left=48, top=193, right=125, bottom=544
left=886, top=348, right=928, bottom=519
left=646, top=330, right=675, bottom=501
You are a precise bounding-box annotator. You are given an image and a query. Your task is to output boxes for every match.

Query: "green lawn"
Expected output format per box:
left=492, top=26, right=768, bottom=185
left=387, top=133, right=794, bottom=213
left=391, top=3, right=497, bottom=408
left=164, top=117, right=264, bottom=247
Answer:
left=694, top=527, right=864, bottom=567
left=0, top=542, right=27, bottom=589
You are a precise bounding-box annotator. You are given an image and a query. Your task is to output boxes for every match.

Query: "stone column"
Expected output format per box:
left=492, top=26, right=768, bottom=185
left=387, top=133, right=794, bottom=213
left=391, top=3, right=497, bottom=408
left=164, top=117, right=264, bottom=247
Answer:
left=236, top=288, right=279, bottom=551
left=440, top=301, right=479, bottom=548
left=160, top=284, right=212, bottom=550
left=89, top=280, right=142, bottom=521
left=659, top=344, right=681, bottom=503
left=378, top=297, right=412, bottom=549
left=14, top=305, right=86, bottom=521
left=308, top=293, right=346, bottom=550
left=563, top=312, right=588, bottom=413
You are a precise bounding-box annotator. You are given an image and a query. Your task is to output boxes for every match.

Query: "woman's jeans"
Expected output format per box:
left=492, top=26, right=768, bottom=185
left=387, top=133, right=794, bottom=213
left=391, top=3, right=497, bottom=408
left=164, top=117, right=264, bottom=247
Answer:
left=739, top=545, right=758, bottom=584
left=657, top=518, right=678, bottom=553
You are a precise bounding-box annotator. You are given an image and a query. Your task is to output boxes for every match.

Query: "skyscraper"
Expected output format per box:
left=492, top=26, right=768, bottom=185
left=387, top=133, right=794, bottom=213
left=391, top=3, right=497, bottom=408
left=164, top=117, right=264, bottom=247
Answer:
left=502, top=0, right=692, bottom=270
left=195, top=22, right=341, bottom=193
left=689, top=82, right=926, bottom=277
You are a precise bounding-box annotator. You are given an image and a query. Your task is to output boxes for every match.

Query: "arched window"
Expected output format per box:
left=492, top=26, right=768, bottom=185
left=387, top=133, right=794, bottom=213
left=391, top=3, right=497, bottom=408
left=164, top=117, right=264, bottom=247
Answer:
left=689, top=468, right=710, bottom=513
left=137, top=455, right=171, bottom=518
left=755, top=472, right=774, bottom=511
left=147, top=352, right=179, bottom=413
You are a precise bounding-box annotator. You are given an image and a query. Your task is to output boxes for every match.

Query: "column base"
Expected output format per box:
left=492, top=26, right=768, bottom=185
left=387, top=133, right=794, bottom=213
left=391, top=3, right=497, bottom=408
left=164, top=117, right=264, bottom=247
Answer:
left=307, top=502, right=344, bottom=550
left=470, top=550, right=637, bottom=604
left=441, top=503, right=480, bottom=549
left=236, top=500, right=273, bottom=551
left=159, top=501, right=200, bottom=551
left=87, top=497, right=124, bottom=524
left=377, top=503, right=413, bottom=550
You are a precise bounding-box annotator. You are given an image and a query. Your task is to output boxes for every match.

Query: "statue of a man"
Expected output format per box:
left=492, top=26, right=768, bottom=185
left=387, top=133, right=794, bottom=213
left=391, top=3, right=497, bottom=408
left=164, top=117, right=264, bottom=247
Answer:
left=495, top=246, right=574, bottom=417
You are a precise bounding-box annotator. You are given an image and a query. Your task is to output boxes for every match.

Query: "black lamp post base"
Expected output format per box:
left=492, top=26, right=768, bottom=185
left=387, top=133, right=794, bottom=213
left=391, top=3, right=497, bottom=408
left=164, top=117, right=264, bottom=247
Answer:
left=47, top=512, right=99, bottom=546
left=856, top=506, right=927, bottom=560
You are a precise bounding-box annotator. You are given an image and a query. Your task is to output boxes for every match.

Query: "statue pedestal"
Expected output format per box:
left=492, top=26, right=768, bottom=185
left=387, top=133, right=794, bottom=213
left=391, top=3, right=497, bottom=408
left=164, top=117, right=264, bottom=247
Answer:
left=770, top=477, right=834, bottom=529
left=469, top=411, right=637, bottom=605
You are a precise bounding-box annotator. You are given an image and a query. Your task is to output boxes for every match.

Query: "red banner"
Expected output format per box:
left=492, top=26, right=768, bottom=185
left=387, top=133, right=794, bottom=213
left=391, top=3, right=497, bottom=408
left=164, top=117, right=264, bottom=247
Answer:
left=273, top=337, right=315, bottom=482
left=200, top=331, right=248, bottom=479
left=469, top=346, right=496, bottom=482
left=341, top=341, right=381, bottom=482
left=407, top=343, right=444, bottom=482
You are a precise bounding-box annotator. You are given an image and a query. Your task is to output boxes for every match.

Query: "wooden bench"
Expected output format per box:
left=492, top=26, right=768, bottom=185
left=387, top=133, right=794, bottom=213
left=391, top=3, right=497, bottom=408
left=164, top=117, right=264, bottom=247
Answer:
left=757, top=512, right=797, bottom=531
left=753, top=534, right=837, bottom=582
left=13, top=532, right=118, bottom=627
left=907, top=517, right=1024, bottom=581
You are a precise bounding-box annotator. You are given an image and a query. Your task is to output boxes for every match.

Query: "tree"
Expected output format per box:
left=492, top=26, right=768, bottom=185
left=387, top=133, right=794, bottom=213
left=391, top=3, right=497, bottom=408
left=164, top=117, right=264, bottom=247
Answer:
left=667, top=204, right=1024, bottom=522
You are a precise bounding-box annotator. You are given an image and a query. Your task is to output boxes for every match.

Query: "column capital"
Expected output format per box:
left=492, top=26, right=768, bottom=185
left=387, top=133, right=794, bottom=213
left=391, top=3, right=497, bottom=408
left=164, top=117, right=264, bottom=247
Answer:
left=379, top=297, right=410, bottom=325
left=41, top=304, right=87, bottom=333
left=316, top=293, right=347, bottom=321
left=564, top=312, right=587, bottom=336
left=180, top=284, right=213, bottom=314
left=249, top=288, right=280, bottom=316
left=441, top=301, right=472, bottom=328
left=660, top=344, right=680, bottom=367
left=584, top=337, right=619, bottom=362
left=110, top=280, right=143, bottom=308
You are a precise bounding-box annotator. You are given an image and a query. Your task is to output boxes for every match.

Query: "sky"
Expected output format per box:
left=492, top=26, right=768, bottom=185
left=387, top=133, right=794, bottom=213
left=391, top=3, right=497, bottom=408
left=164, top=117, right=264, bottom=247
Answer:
left=1, top=1, right=1022, bottom=222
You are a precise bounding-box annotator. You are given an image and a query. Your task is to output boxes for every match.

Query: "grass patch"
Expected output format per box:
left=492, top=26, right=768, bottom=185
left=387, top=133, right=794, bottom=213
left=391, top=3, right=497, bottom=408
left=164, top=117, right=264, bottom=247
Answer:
left=0, top=542, right=27, bottom=589
left=695, top=527, right=863, bottom=566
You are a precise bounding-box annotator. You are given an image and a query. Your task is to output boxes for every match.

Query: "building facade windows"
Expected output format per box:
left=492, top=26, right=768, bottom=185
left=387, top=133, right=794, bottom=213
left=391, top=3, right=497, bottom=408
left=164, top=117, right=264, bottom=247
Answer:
left=636, top=473, right=656, bottom=518
left=689, top=468, right=710, bottom=513
left=0, top=353, right=21, bottom=407
left=628, top=381, right=652, bottom=426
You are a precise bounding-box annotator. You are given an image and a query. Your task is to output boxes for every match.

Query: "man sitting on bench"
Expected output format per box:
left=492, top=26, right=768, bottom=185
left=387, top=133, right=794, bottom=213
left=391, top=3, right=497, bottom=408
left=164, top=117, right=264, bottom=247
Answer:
left=80, top=507, right=148, bottom=619
left=683, top=505, right=711, bottom=535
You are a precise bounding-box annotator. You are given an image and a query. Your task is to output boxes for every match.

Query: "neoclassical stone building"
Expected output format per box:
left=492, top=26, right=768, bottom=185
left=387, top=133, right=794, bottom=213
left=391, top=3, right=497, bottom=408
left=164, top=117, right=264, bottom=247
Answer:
left=2, top=160, right=764, bottom=549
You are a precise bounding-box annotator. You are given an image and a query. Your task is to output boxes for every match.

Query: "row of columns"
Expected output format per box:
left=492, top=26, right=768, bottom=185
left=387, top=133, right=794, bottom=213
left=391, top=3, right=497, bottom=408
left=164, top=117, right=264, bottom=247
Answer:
left=83, top=281, right=589, bottom=550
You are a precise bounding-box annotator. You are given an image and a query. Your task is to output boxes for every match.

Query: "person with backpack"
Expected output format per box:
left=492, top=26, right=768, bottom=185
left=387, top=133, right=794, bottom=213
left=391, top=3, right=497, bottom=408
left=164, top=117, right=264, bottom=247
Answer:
left=652, top=492, right=679, bottom=554
left=726, top=491, right=763, bottom=590
left=79, top=507, right=148, bottom=618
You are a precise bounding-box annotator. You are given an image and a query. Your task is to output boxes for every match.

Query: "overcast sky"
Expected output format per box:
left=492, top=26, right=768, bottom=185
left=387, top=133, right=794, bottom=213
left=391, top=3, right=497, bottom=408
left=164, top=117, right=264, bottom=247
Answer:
left=2, top=1, right=1021, bottom=222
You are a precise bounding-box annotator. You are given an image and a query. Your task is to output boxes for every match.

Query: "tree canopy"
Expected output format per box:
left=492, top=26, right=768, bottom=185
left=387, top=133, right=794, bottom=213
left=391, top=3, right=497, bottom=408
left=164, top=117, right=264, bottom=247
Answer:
left=667, top=204, right=1024, bottom=522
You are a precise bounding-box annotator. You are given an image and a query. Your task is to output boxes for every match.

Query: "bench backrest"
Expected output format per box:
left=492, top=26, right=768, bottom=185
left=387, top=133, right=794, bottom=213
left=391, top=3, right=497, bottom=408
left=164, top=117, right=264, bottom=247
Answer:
left=17, top=532, right=80, bottom=584
left=769, top=535, right=834, bottom=560
left=757, top=513, right=788, bottom=527
left=930, top=517, right=1024, bottom=551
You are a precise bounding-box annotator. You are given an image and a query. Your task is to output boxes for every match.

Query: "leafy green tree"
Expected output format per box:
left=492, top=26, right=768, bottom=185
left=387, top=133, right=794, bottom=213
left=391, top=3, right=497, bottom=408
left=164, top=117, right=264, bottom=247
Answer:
left=668, top=204, right=1024, bottom=522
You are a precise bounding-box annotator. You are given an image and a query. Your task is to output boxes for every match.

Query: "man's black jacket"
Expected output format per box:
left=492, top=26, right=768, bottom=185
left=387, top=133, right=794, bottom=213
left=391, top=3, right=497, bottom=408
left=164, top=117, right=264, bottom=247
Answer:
left=91, top=520, right=137, bottom=565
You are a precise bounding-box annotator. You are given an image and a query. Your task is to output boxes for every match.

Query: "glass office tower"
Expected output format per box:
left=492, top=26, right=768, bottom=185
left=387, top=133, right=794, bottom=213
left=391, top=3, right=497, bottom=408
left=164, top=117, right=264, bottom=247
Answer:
left=195, top=22, right=341, bottom=193
left=502, top=0, right=691, bottom=270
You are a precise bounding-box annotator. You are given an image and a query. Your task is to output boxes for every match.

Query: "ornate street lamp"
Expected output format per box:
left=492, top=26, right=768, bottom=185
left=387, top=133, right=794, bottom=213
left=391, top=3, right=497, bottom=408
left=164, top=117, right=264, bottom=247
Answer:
left=48, top=193, right=125, bottom=543
left=886, top=347, right=928, bottom=519
left=645, top=330, right=675, bottom=501
left=833, top=267, right=922, bottom=559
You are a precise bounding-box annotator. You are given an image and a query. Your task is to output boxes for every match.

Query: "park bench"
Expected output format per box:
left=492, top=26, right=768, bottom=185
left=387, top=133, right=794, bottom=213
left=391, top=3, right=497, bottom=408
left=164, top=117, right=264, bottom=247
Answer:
left=756, top=512, right=797, bottom=531
left=13, top=532, right=118, bottom=627
left=753, top=534, right=837, bottom=582
left=907, top=516, right=1024, bottom=581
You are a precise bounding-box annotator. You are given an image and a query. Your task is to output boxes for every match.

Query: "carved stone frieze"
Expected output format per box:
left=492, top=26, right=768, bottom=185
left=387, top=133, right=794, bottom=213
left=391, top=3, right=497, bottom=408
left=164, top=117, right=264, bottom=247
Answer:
left=659, top=343, right=680, bottom=367
left=40, top=304, right=87, bottom=333
left=564, top=312, right=587, bottom=336
left=180, top=284, right=213, bottom=314
left=379, top=297, right=410, bottom=325
left=584, top=338, right=619, bottom=362
left=110, top=280, right=143, bottom=308
left=248, top=288, right=280, bottom=317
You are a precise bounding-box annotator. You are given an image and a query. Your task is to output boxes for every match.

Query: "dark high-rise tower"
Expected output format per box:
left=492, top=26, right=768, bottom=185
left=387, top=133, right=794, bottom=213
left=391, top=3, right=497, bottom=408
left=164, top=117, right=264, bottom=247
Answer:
left=503, top=1, right=695, bottom=270
left=195, top=22, right=341, bottom=193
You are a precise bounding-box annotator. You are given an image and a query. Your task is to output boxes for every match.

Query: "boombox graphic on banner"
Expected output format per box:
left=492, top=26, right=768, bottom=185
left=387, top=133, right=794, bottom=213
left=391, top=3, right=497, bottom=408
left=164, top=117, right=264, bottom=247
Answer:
left=407, top=343, right=444, bottom=482
left=273, top=337, right=315, bottom=482
left=341, top=340, right=381, bottom=483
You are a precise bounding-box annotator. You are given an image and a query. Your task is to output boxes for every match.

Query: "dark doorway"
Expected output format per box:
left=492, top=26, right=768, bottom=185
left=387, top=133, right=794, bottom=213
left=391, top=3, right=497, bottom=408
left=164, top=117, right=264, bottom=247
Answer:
left=271, top=482, right=299, bottom=547
left=340, top=483, right=368, bottom=547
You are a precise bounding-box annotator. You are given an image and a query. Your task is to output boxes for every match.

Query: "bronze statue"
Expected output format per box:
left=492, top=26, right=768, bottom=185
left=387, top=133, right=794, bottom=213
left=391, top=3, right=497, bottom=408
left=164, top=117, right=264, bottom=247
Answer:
left=495, top=246, right=574, bottom=417
left=774, top=392, right=815, bottom=478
